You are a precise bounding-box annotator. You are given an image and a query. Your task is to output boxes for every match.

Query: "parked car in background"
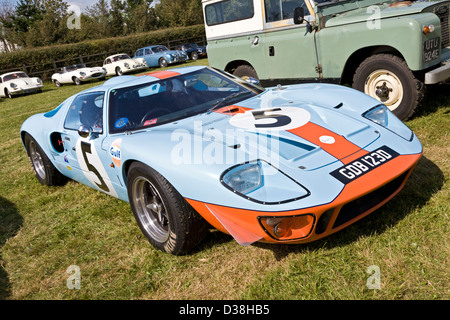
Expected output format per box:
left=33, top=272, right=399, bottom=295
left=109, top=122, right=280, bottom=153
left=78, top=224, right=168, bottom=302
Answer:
left=175, top=43, right=207, bottom=60
left=51, top=64, right=107, bottom=86
left=0, top=71, right=43, bottom=98
left=103, top=54, right=147, bottom=76
left=133, top=45, right=188, bottom=68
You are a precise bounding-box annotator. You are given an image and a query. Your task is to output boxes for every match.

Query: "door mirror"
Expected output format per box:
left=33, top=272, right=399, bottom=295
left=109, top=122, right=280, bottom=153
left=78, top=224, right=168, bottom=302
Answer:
left=293, top=7, right=305, bottom=25
left=78, top=125, right=91, bottom=138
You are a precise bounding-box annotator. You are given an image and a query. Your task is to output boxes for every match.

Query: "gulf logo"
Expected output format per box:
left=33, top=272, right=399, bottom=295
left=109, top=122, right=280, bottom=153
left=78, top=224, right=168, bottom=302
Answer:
left=110, top=139, right=122, bottom=167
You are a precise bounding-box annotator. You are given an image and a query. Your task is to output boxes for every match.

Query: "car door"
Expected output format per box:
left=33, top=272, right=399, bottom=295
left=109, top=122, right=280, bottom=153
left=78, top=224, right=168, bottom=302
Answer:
left=103, top=58, right=114, bottom=76
left=60, top=91, right=118, bottom=197
left=144, top=48, right=157, bottom=67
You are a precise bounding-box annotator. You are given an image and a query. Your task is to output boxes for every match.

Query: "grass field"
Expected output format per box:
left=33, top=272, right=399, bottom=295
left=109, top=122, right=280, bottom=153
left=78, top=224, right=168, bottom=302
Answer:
left=0, top=59, right=448, bottom=300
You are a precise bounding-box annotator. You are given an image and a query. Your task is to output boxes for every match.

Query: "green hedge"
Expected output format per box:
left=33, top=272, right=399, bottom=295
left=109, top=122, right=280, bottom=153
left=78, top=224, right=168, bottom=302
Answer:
left=0, top=25, right=206, bottom=79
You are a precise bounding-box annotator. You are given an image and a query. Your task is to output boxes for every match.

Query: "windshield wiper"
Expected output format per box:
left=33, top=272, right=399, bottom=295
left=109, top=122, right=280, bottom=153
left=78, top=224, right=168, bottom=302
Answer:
left=206, top=91, right=252, bottom=114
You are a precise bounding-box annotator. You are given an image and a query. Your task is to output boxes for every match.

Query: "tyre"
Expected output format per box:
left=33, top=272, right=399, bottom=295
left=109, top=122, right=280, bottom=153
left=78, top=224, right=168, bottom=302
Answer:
left=5, top=89, right=13, bottom=99
left=159, top=58, right=168, bottom=68
left=54, top=80, right=62, bottom=87
left=233, top=65, right=259, bottom=82
left=127, top=162, right=209, bottom=255
left=116, top=67, right=123, bottom=76
left=190, top=52, right=198, bottom=61
left=73, top=77, right=81, bottom=85
left=24, top=134, right=67, bottom=186
left=352, top=54, right=424, bottom=121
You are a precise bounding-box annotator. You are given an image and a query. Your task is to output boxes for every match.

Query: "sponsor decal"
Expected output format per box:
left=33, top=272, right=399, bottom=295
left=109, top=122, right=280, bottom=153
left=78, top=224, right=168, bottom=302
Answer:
left=330, top=146, right=399, bottom=184
left=144, top=118, right=157, bottom=127
left=114, top=117, right=128, bottom=129
left=110, top=138, right=122, bottom=167
left=319, top=135, right=335, bottom=144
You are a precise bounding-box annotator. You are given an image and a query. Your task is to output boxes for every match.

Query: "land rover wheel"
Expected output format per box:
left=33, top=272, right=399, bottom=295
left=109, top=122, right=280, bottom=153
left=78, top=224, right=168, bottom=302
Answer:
left=233, top=65, right=258, bottom=82
left=127, top=162, right=209, bottom=255
left=353, top=54, right=424, bottom=121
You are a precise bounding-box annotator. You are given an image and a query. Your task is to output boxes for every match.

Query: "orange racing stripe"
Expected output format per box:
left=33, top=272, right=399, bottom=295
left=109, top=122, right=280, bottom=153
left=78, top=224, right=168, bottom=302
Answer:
left=140, top=70, right=181, bottom=79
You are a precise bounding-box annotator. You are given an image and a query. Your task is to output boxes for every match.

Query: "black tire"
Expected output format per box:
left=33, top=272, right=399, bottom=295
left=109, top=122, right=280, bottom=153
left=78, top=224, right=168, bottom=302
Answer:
left=24, top=134, right=68, bottom=186
left=73, top=77, right=81, bottom=85
left=352, top=54, right=424, bottom=121
left=159, top=58, right=168, bottom=68
left=233, top=64, right=259, bottom=81
left=127, top=162, right=209, bottom=255
left=54, top=80, right=62, bottom=87
left=116, top=67, right=123, bottom=76
left=190, top=52, right=198, bottom=61
left=5, top=89, right=13, bottom=99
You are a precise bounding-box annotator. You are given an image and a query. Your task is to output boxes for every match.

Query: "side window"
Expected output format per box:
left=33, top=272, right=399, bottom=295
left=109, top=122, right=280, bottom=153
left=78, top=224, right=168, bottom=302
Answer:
left=205, top=0, right=254, bottom=26
left=265, top=0, right=307, bottom=22
left=145, top=48, right=151, bottom=55
left=135, top=49, right=143, bottom=57
left=64, top=92, right=105, bottom=132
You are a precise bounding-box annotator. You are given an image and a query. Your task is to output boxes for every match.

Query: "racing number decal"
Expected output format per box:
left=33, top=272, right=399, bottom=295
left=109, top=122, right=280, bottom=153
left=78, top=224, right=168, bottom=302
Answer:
left=251, top=108, right=292, bottom=128
left=229, top=107, right=311, bottom=131
left=80, top=141, right=109, bottom=193
left=76, top=138, right=118, bottom=197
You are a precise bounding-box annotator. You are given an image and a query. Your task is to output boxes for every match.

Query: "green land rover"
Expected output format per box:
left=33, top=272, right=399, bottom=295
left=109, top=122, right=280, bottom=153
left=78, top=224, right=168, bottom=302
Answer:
left=202, top=0, right=450, bottom=120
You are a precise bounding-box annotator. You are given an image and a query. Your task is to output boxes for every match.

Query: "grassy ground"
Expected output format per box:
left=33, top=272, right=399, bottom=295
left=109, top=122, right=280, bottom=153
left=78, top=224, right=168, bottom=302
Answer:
left=0, top=59, right=448, bottom=300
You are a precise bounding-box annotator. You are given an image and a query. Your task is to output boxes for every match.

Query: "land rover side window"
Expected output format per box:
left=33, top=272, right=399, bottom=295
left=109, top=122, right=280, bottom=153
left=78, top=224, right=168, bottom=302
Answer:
left=265, top=0, right=307, bottom=22
left=64, top=92, right=105, bottom=132
left=205, top=0, right=254, bottom=26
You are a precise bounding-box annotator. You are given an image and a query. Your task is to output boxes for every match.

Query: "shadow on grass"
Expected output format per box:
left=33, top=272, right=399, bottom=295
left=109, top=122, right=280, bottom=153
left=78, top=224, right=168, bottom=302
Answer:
left=412, top=82, right=450, bottom=119
left=0, top=197, right=22, bottom=300
left=248, top=155, right=444, bottom=260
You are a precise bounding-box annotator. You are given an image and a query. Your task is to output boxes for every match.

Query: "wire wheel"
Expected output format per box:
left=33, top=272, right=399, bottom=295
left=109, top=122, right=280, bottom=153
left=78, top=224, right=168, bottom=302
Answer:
left=131, top=176, right=169, bottom=243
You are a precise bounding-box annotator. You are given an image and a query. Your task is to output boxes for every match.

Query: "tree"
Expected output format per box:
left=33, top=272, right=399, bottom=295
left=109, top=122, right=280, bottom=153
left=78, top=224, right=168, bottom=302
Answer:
left=155, top=0, right=203, bottom=28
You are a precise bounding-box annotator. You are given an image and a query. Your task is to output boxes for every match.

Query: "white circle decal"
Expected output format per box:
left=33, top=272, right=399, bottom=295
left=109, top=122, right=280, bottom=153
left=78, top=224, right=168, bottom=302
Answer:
left=319, top=135, right=335, bottom=144
left=229, top=107, right=311, bottom=131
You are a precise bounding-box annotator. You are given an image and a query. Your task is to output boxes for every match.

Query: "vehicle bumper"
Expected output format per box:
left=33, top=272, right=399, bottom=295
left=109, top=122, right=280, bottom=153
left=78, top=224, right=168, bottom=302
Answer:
left=9, top=85, right=44, bottom=95
left=187, top=152, right=422, bottom=246
left=80, top=72, right=106, bottom=81
left=425, top=58, right=450, bottom=84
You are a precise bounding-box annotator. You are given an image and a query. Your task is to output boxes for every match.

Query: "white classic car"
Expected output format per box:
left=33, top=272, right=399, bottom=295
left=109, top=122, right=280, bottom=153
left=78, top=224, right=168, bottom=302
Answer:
left=102, top=54, right=148, bottom=76
left=51, top=64, right=107, bottom=86
left=0, top=71, right=44, bottom=98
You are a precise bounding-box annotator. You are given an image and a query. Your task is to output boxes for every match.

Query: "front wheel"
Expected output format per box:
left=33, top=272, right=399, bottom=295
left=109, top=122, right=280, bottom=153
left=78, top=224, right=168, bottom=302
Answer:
left=159, top=58, right=168, bottom=68
left=127, top=162, right=209, bottom=255
left=353, top=54, right=424, bottom=121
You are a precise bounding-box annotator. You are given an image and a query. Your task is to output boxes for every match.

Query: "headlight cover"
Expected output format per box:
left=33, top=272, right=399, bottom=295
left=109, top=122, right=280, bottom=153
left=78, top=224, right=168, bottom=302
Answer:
left=221, top=160, right=310, bottom=204
left=363, top=105, right=413, bottom=141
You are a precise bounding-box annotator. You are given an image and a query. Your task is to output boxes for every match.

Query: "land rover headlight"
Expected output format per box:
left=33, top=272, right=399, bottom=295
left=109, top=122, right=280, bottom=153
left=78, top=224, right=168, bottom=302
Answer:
left=222, top=162, right=263, bottom=195
left=364, top=105, right=413, bottom=141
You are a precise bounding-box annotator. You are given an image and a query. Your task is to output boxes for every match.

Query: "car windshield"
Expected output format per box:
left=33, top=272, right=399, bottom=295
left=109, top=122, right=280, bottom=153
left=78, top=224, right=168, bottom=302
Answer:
left=112, top=54, right=130, bottom=62
left=3, top=72, right=28, bottom=81
left=151, top=46, right=169, bottom=53
left=108, top=67, right=264, bottom=134
left=66, top=64, right=86, bottom=71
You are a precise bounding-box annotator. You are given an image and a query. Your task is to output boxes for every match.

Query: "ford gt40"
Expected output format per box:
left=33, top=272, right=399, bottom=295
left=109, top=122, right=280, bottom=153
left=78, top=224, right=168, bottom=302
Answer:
left=20, top=66, right=422, bottom=254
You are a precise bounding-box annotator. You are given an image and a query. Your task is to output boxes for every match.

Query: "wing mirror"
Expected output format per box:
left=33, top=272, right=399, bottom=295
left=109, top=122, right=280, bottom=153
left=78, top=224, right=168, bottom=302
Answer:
left=78, top=125, right=91, bottom=138
left=293, top=6, right=313, bottom=33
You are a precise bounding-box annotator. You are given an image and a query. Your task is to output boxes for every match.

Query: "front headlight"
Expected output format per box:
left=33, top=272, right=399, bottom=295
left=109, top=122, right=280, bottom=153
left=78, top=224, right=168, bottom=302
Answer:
left=36, top=78, right=43, bottom=84
left=222, top=162, right=263, bottom=195
left=124, top=62, right=129, bottom=68
left=79, top=72, right=86, bottom=77
left=221, top=160, right=310, bottom=204
left=363, top=105, right=413, bottom=141
left=10, top=83, right=17, bottom=88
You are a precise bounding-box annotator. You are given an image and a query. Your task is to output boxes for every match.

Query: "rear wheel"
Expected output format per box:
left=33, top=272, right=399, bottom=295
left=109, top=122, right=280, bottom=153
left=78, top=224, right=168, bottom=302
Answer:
left=233, top=65, right=259, bottom=82
left=353, top=54, right=424, bottom=121
left=54, top=80, right=62, bottom=87
left=24, top=134, right=67, bottom=186
left=127, top=162, right=208, bottom=255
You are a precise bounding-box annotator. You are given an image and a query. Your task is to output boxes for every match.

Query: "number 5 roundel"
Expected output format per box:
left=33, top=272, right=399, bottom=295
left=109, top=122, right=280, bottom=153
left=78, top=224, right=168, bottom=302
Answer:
left=229, top=107, right=311, bottom=131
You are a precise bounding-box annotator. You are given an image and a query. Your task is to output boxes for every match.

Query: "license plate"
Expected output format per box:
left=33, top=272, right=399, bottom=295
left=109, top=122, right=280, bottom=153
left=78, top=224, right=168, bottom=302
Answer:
left=330, top=146, right=400, bottom=184
left=423, top=38, right=440, bottom=63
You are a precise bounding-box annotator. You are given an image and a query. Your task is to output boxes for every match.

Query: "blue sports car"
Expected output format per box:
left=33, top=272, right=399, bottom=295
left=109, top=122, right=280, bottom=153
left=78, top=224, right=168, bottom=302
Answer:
left=133, top=45, right=188, bottom=68
left=21, top=66, right=422, bottom=254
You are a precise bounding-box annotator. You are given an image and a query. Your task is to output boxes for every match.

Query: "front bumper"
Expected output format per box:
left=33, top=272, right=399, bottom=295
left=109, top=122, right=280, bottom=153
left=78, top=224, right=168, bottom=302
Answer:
left=10, top=84, right=44, bottom=95
left=425, top=58, right=450, bottom=84
left=187, top=152, right=422, bottom=246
